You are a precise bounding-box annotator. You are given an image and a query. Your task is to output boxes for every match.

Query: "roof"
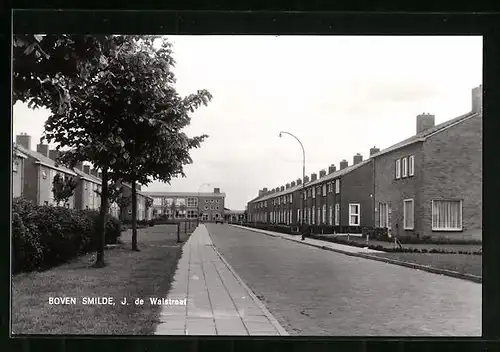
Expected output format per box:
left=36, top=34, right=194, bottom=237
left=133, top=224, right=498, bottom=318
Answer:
left=370, top=111, right=479, bottom=159
left=143, top=191, right=226, bottom=198
left=15, top=144, right=77, bottom=176
left=73, top=167, right=101, bottom=184
left=226, top=209, right=245, bottom=214
left=252, top=159, right=372, bottom=203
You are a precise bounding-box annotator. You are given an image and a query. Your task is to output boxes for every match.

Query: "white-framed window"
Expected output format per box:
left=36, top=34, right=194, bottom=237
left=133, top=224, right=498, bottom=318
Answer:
left=402, top=157, right=408, bottom=178
left=42, top=170, right=47, bottom=179
left=335, top=179, right=340, bottom=194
left=153, top=197, right=162, bottom=206
left=265, top=201, right=268, bottom=207
left=395, top=159, right=401, bottom=179
left=322, top=205, right=326, bottom=224
left=335, top=204, right=340, bottom=225
left=432, top=199, right=462, bottom=231
left=308, top=208, right=312, bottom=225
left=379, top=203, right=389, bottom=228
left=312, top=207, right=316, bottom=224
left=322, top=184, right=327, bottom=196
left=317, top=207, right=321, bottom=224
left=278, top=197, right=281, bottom=205
left=13, top=160, right=18, bottom=172
left=349, top=204, right=360, bottom=226
left=187, top=197, right=198, bottom=207
left=409, top=155, right=415, bottom=176
left=187, top=210, right=199, bottom=219
left=216, top=199, right=220, bottom=203
left=303, top=191, right=306, bottom=200
left=205, top=199, right=209, bottom=203
left=289, top=210, right=292, bottom=224
left=403, top=199, right=414, bottom=230
left=312, top=188, right=316, bottom=199
left=204, top=205, right=209, bottom=210
left=297, top=209, right=301, bottom=222
left=328, top=205, right=333, bottom=225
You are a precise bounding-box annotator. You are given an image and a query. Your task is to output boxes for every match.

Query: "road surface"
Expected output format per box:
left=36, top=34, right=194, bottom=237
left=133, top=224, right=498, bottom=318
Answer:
left=205, top=223, right=481, bottom=336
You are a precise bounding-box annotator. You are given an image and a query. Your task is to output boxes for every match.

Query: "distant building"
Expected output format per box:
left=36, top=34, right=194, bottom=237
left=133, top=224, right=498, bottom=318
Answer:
left=224, top=208, right=246, bottom=223
left=144, top=188, right=226, bottom=222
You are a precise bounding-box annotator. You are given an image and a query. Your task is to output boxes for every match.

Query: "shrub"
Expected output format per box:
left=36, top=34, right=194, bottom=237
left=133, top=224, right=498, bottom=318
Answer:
left=12, top=198, right=123, bottom=274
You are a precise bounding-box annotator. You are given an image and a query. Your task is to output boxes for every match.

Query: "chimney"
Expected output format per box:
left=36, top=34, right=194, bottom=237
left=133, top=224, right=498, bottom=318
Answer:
left=319, top=169, right=326, bottom=178
left=353, top=153, right=363, bottom=165
left=258, top=189, right=264, bottom=197
left=48, top=149, right=60, bottom=162
left=83, top=165, right=91, bottom=174
left=297, top=178, right=302, bottom=185
left=370, top=146, right=380, bottom=156
left=214, top=187, right=221, bottom=194
left=304, top=175, right=310, bottom=183
left=36, top=144, right=49, bottom=157
left=262, top=188, right=267, bottom=194
left=340, top=160, right=348, bottom=170
left=472, top=85, right=482, bottom=113
left=311, top=173, right=317, bottom=181
left=416, top=113, right=435, bottom=134
left=16, top=133, right=31, bottom=150
left=328, top=165, right=336, bottom=174
left=280, top=186, right=285, bottom=191
left=75, top=162, right=83, bottom=170
left=286, top=183, right=290, bottom=189
left=291, top=181, right=296, bottom=187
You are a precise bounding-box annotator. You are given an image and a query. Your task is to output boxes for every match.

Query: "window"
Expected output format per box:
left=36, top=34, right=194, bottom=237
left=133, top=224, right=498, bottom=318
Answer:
left=44, top=201, right=49, bottom=206
left=322, top=205, right=326, bottom=224
left=349, top=204, right=360, bottom=226
left=278, top=197, right=281, bottom=205
left=312, top=188, right=316, bottom=199
left=308, top=208, right=312, bottom=225
left=205, top=199, right=209, bottom=203
left=432, top=200, right=462, bottom=231
left=379, top=203, right=388, bottom=228
left=335, top=204, right=340, bottom=225
left=42, top=170, right=47, bottom=179
left=297, top=209, right=301, bottom=222
left=204, top=205, right=209, bottom=210
left=403, top=199, right=414, bottom=230
left=395, top=159, right=401, bottom=179
left=303, top=191, right=306, bottom=200
left=328, top=205, right=333, bottom=225
left=402, top=157, right=408, bottom=178
left=289, top=194, right=293, bottom=203
left=289, top=210, right=292, bottom=224
left=13, top=161, right=18, bottom=172
left=187, top=210, right=198, bottom=219
left=153, top=197, right=162, bottom=206
left=322, top=184, right=327, bottom=196
left=335, top=179, right=340, bottom=194
left=312, top=207, right=315, bottom=224
left=317, top=207, right=321, bottom=224
left=187, top=197, right=198, bottom=207
left=216, top=199, right=220, bottom=203
left=409, top=155, right=415, bottom=176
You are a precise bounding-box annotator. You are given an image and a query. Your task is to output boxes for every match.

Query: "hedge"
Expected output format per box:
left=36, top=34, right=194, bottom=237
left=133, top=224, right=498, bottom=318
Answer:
left=12, top=197, right=122, bottom=274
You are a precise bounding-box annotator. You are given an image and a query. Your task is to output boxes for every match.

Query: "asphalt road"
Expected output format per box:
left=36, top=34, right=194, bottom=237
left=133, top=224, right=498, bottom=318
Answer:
left=205, top=224, right=481, bottom=336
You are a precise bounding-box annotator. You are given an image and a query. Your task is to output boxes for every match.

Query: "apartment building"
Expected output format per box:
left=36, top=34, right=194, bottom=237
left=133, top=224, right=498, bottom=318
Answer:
left=247, top=85, right=482, bottom=241
left=14, top=134, right=77, bottom=208
left=224, top=209, right=246, bottom=223
left=144, top=188, right=226, bottom=222
left=372, top=85, right=482, bottom=240
left=121, top=183, right=153, bottom=222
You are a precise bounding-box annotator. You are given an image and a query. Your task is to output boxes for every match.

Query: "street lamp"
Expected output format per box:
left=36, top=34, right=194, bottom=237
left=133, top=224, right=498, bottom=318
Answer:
left=279, top=131, right=306, bottom=239
left=197, top=183, right=210, bottom=226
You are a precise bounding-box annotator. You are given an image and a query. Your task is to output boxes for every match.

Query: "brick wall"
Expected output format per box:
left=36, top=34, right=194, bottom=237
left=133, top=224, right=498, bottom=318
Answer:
left=340, top=160, right=375, bottom=227
left=374, top=142, right=424, bottom=237
left=421, top=114, right=482, bottom=240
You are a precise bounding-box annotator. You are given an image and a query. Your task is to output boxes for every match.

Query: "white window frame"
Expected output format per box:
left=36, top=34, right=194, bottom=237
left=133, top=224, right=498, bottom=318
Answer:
left=312, top=188, right=316, bottom=199
left=297, top=209, right=301, bottom=223
left=335, top=204, right=340, bottom=226
left=322, top=184, right=327, bottom=196
left=13, top=160, right=18, bottom=172
left=431, top=199, right=463, bottom=231
left=322, top=205, right=326, bottom=224
left=379, top=203, right=389, bottom=228
left=395, top=159, right=401, bottom=179
left=335, top=179, right=340, bottom=194
left=348, top=203, right=360, bottom=226
left=303, top=191, right=306, bottom=200
left=403, top=199, right=414, bottom=230
left=187, top=197, right=198, bottom=208
left=402, top=157, right=408, bottom=178
left=409, top=155, right=415, bottom=177
left=312, top=207, right=315, bottom=224
left=328, top=205, right=333, bottom=225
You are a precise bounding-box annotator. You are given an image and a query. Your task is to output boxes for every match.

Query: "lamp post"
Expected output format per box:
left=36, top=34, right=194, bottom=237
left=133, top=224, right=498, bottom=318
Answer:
left=279, top=131, right=306, bottom=238
left=197, top=183, right=210, bottom=226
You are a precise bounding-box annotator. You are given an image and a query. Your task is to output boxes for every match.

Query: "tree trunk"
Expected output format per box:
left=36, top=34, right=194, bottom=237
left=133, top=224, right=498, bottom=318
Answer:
left=94, top=167, right=109, bottom=268
left=131, top=179, right=139, bottom=251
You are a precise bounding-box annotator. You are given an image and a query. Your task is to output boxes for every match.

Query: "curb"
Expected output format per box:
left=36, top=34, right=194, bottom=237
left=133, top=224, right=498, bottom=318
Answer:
left=232, top=225, right=482, bottom=284
left=207, top=235, right=289, bottom=336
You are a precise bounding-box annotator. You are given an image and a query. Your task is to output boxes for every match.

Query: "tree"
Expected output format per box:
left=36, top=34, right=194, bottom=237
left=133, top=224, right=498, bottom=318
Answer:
left=145, top=198, right=153, bottom=220
left=52, top=173, right=77, bottom=206
left=116, top=193, right=133, bottom=221
left=170, top=201, right=177, bottom=220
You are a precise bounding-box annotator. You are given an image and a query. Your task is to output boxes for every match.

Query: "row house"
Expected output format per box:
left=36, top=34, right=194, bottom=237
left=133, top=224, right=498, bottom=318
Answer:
left=247, top=85, right=482, bottom=241
left=122, top=183, right=153, bottom=222
left=144, top=188, right=226, bottom=222
left=13, top=133, right=152, bottom=221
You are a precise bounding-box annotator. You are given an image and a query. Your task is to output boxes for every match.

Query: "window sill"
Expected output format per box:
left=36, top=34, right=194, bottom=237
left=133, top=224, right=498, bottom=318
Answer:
left=349, top=224, right=360, bottom=227
left=404, top=227, right=414, bottom=230
left=432, top=228, right=463, bottom=232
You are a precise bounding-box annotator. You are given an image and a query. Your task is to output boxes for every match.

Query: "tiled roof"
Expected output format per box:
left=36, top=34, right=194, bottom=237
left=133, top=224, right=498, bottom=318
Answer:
left=15, top=144, right=77, bottom=176
left=250, top=110, right=480, bottom=204
left=370, top=111, right=479, bottom=158
left=73, top=167, right=101, bottom=184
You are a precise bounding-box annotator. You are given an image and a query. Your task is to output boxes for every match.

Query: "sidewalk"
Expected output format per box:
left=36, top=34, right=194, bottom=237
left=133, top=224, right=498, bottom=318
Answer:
left=231, top=225, right=383, bottom=254
left=154, top=224, right=288, bottom=336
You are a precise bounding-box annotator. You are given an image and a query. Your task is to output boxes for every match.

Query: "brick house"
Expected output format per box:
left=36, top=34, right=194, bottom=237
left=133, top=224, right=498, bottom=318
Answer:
left=144, top=188, right=226, bottom=222
left=372, top=86, right=482, bottom=241
left=122, top=183, right=153, bottom=221
left=248, top=154, right=375, bottom=229
left=73, top=164, right=102, bottom=211
left=12, top=146, right=28, bottom=198
left=14, top=134, right=78, bottom=207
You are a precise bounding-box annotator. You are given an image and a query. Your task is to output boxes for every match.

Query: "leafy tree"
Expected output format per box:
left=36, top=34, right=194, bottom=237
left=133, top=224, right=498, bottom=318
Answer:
left=145, top=198, right=153, bottom=220
left=52, top=173, right=77, bottom=206
left=170, top=201, right=177, bottom=220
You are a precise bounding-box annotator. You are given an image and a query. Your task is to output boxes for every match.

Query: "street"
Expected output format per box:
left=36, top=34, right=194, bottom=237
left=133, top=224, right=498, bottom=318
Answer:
left=205, top=224, right=481, bottom=336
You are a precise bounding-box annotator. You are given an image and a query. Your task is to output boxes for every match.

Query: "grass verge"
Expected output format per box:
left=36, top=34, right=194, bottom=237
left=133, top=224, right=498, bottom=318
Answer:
left=12, top=224, right=190, bottom=335
left=368, top=252, right=482, bottom=278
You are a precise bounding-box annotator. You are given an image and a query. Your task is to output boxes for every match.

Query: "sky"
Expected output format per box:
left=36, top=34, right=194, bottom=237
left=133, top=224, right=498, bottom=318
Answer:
left=13, top=36, right=483, bottom=210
